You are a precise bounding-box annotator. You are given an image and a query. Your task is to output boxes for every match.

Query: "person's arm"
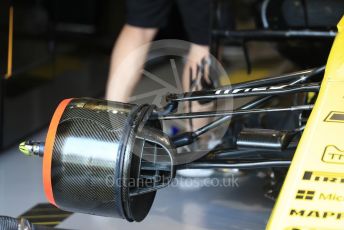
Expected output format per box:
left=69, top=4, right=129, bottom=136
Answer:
left=106, top=25, right=157, bottom=102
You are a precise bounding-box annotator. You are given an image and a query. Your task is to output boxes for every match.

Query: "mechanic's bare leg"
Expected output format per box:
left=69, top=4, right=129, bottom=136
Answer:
left=182, top=44, right=214, bottom=132
left=106, top=24, right=157, bottom=102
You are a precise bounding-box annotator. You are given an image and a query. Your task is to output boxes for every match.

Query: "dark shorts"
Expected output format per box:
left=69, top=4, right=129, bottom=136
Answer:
left=126, top=0, right=211, bottom=45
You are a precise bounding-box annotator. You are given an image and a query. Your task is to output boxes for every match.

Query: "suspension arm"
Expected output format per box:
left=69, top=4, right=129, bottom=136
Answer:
left=167, top=83, right=320, bottom=102
left=158, top=104, right=314, bottom=120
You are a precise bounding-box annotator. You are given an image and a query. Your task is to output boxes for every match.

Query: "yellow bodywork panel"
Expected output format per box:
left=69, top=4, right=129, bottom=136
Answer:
left=267, top=16, right=344, bottom=230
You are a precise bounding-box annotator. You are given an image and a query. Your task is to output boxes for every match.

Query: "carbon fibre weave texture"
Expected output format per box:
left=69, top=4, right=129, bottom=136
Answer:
left=51, top=99, right=137, bottom=218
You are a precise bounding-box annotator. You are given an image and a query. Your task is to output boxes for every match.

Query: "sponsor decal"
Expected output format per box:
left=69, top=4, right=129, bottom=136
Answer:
left=322, top=145, right=344, bottom=164
left=302, top=171, right=344, bottom=184
left=295, top=189, right=344, bottom=202
left=324, top=111, right=344, bottom=123
left=289, top=209, right=344, bottom=220
left=215, top=85, right=289, bottom=95
left=319, top=193, right=344, bottom=202
left=295, top=190, right=315, bottom=200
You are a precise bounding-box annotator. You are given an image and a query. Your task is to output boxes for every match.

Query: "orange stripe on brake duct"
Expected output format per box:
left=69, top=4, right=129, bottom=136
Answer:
left=43, top=99, right=72, bottom=206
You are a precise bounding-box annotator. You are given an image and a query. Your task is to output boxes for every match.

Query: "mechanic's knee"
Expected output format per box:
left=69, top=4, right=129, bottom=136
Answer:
left=123, top=24, right=158, bottom=42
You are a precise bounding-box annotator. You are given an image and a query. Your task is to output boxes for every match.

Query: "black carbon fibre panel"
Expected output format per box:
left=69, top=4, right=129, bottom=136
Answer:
left=49, top=98, right=158, bottom=221
left=51, top=98, right=137, bottom=218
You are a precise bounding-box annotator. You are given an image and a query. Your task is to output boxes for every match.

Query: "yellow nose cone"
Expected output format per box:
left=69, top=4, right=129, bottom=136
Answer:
left=338, top=16, right=344, bottom=32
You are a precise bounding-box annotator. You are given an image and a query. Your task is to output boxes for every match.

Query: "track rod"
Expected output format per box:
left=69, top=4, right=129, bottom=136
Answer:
left=179, top=160, right=291, bottom=169
left=159, top=105, right=314, bottom=120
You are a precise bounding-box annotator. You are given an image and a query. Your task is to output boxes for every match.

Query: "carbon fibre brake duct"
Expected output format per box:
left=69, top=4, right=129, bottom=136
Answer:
left=22, top=98, right=176, bottom=222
